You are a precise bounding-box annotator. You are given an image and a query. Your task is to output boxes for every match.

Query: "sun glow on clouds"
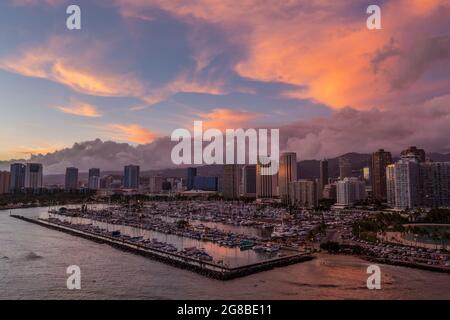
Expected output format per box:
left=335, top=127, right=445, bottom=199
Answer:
left=0, top=37, right=146, bottom=98
left=106, top=124, right=157, bottom=144
left=197, top=108, right=262, bottom=131
left=55, top=101, right=102, bottom=118
left=117, top=0, right=449, bottom=110
left=141, top=72, right=225, bottom=107
left=0, top=37, right=226, bottom=109
left=1, top=0, right=449, bottom=162
left=15, top=146, right=59, bottom=156
left=3, top=0, right=448, bottom=112
left=1, top=143, right=63, bottom=160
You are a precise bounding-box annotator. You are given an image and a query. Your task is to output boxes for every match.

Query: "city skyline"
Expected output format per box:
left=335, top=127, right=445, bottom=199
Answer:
left=1, top=1, right=450, bottom=166
left=3, top=145, right=448, bottom=210
left=1, top=1, right=450, bottom=304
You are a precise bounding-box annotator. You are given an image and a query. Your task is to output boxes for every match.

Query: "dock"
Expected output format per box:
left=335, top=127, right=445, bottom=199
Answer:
left=11, top=215, right=314, bottom=280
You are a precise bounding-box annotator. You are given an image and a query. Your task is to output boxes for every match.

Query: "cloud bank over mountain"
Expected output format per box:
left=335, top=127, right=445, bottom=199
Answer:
left=1, top=93, right=449, bottom=174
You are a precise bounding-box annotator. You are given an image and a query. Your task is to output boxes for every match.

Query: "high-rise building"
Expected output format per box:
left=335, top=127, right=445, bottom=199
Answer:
left=288, top=180, right=318, bottom=208
left=124, top=165, right=140, bottom=189
left=319, top=159, right=329, bottom=199
left=256, top=157, right=279, bottom=199
left=336, top=178, right=367, bottom=206
left=323, top=183, right=337, bottom=200
left=387, top=154, right=450, bottom=209
left=371, top=149, right=392, bottom=201
left=421, top=162, right=450, bottom=208
left=242, top=165, right=256, bottom=197
left=89, top=168, right=100, bottom=178
left=150, top=176, right=164, bottom=193
left=88, top=176, right=100, bottom=191
left=279, top=152, right=297, bottom=203
left=222, top=165, right=240, bottom=200
left=0, top=171, right=10, bottom=194
left=25, top=163, right=43, bottom=191
left=393, top=158, right=421, bottom=209
left=339, top=157, right=352, bottom=179
left=88, top=168, right=101, bottom=190
left=9, top=163, right=26, bottom=192
left=187, top=167, right=197, bottom=191
left=65, top=167, right=79, bottom=191
left=401, top=146, right=426, bottom=163
left=386, top=164, right=396, bottom=207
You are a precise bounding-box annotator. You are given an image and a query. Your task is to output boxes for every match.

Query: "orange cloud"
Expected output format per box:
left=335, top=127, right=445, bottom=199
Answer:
left=0, top=37, right=145, bottom=97
left=141, top=72, right=225, bottom=106
left=15, top=146, right=58, bottom=155
left=197, top=108, right=261, bottom=131
left=0, top=36, right=225, bottom=106
left=118, top=0, right=449, bottom=110
left=4, top=0, right=448, bottom=113
left=106, top=124, right=157, bottom=144
left=55, top=101, right=102, bottom=118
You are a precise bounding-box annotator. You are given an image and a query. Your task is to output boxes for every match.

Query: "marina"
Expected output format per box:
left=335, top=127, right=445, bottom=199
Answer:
left=41, top=211, right=301, bottom=267
left=6, top=201, right=450, bottom=277
left=9, top=204, right=314, bottom=280
left=10, top=215, right=312, bottom=280
left=2, top=206, right=450, bottom=300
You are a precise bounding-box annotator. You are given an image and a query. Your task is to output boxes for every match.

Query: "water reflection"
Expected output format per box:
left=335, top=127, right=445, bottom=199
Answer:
left=157, top=215, right=273, bottom=239
left=37, top=208, right=285, bottom=268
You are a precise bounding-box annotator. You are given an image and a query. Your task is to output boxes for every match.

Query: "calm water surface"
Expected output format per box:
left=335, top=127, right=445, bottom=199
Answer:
left=1, top=207, right=449, bottom=300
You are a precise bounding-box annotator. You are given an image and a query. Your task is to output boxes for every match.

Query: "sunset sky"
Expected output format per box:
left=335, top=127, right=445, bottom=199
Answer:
left=0, top=0, right=449, bottom=171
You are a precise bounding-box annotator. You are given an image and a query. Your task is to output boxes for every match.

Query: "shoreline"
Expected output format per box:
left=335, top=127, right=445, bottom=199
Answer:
left=322, top=251, right=450, bottom=274
left=5, top=207, right=449, bottom=275
left=362, top=255, right=450, bottom=274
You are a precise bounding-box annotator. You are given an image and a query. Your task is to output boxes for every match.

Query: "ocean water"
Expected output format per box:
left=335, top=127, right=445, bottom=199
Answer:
left=1, top=207, right=449, bottom=300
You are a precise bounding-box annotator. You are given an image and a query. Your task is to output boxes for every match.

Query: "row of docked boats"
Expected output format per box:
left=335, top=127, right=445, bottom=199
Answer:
left=47, top=218, right=215, bottom=263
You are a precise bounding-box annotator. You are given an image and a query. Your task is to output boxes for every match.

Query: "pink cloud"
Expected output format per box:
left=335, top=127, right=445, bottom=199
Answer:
left=55, top=100, right=102, bottom=118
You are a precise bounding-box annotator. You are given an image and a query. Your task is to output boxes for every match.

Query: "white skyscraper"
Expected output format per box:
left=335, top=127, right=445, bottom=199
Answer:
left=393, top=157, right=421, bottom=209
left=336, top=178, right=366, bottom=206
